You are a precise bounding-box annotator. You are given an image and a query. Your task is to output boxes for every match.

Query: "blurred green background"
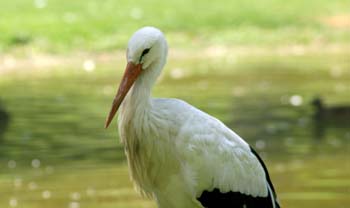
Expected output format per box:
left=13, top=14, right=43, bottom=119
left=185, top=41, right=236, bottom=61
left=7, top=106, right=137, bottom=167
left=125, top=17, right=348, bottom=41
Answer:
left=0, top=0, right=349, bottom=207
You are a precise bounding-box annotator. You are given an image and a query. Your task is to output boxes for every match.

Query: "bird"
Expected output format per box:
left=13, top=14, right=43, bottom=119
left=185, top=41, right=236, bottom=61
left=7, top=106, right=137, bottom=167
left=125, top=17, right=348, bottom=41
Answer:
left=105, top=26, right=280, bottom=208
left=311, top=97, right=350, bottom=140
left=312, top=97, right=350, bottom=120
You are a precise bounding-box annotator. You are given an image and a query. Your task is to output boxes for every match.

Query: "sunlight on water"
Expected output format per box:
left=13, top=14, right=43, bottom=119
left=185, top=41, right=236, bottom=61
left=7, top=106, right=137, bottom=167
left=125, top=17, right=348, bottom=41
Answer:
left=0, top=53, right=349, bottom=208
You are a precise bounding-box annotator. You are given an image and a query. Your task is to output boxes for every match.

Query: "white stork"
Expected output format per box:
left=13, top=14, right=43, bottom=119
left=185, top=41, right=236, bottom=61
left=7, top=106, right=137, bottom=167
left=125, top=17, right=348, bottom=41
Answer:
left=105, top=26, right=280, bottom=208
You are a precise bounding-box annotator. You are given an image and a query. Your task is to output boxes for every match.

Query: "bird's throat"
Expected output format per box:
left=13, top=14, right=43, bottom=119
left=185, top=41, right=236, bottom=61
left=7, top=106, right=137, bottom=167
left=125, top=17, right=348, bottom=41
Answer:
left=120, top=61, right=163, bottom=121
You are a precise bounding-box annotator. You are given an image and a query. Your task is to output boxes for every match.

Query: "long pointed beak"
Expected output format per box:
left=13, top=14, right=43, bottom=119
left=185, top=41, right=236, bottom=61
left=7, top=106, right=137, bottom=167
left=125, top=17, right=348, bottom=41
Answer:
left=105, top=62, right=142, bottom=128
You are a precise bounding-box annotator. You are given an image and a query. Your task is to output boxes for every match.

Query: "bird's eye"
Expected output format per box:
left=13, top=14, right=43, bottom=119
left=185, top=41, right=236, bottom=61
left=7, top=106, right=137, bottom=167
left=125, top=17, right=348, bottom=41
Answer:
left=139, top=48, right=151, bottom=62
left=142, top=48, right=150, bottom=56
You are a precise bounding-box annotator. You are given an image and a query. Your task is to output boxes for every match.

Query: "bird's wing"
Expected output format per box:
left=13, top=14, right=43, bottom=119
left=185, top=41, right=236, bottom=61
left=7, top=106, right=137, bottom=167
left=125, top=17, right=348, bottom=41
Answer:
left=152, top=98, right=279, bottom=207
left=163, top=99, right=278, bottom=207
left=177, top=113, right=267, bottom=197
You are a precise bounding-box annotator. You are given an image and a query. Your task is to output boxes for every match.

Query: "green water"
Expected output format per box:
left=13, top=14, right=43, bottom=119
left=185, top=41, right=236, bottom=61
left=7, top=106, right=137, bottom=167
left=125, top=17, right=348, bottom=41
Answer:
left=0, top=52, right=349, bottom=208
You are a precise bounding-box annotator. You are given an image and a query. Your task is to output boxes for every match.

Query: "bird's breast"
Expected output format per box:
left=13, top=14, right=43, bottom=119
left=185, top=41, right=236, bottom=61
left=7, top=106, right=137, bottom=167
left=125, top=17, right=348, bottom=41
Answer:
left=118, top=112, right=178, bottom=194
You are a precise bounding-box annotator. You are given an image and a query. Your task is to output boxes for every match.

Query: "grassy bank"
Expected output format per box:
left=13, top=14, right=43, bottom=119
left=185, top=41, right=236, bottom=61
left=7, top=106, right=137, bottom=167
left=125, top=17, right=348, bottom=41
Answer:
left=1, top=0, right=349, bottom=53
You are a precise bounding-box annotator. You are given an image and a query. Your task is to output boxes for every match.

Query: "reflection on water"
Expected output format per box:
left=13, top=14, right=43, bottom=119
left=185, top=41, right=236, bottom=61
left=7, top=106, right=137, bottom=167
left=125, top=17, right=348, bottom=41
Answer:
left=0, top=100, right=10, bottom=144
left=0, top=53, right=349, bottom=208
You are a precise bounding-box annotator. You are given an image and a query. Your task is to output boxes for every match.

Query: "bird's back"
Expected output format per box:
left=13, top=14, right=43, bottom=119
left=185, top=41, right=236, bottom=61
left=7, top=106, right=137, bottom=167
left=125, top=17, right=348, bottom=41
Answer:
left=152, top=98, right=250, bottom=145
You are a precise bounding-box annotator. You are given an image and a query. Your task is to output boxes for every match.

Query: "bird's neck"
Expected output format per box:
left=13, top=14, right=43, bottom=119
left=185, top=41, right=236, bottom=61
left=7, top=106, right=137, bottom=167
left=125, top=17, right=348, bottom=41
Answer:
left=117, top=61, right=164, bottom=194
left=124, top=77, right=152, bottom=115
left=120, top=61, right=163, bottom=122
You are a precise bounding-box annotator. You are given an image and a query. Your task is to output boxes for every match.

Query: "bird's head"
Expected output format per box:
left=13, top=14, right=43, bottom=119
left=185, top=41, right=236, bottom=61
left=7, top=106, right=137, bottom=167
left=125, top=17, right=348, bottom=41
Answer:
left=105, top=26, right=167, bottom=128
left=311, top=97, right=323, bottom=109
left=127, top=26, right=167, bottom=69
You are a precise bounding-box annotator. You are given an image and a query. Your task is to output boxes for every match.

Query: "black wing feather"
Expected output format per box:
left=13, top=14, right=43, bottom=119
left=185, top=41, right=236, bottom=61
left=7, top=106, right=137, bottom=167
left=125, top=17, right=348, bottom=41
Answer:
left=196, top=146, right=280, bottom=208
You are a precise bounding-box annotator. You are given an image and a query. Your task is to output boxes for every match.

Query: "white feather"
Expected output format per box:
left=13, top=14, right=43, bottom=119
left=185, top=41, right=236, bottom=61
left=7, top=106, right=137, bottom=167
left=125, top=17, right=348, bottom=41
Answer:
left=116, top=26, right=270, bottom=208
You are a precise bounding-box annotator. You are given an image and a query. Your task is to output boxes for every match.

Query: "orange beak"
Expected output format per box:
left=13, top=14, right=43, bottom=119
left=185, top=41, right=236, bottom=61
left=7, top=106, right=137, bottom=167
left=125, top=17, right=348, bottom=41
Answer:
left=105, top=62, right=142, bottom=128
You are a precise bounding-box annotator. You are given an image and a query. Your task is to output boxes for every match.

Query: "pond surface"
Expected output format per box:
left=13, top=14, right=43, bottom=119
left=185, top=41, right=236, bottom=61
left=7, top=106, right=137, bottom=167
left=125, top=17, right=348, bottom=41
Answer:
left=0, top=52, right=349, bottom=208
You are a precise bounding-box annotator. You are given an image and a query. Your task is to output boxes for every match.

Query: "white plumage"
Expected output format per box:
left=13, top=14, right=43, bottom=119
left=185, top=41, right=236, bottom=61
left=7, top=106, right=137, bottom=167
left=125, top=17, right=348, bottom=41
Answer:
left=105, top=26, right=279, bottom=208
